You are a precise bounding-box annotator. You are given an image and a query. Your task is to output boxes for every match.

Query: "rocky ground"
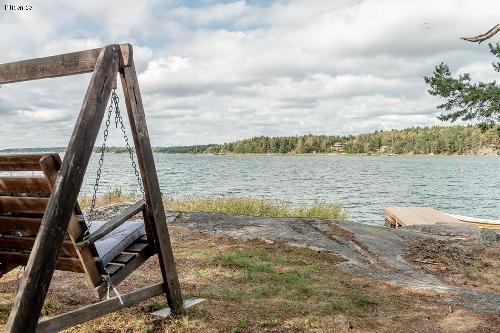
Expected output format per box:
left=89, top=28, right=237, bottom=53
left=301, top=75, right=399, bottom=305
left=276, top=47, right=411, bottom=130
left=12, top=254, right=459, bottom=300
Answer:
left=1, top=204, right=499, bottom=332
left=166, top=210, right=500, bottom=313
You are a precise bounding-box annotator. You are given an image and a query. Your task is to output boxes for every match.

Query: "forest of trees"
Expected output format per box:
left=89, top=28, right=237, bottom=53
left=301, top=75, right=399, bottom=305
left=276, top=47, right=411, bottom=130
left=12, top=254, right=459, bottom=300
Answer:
left=5, top=125, right=497, bottom=156
left=203, top=125, right=499, bottom=155
left=153, top=144, right=216, bottom=153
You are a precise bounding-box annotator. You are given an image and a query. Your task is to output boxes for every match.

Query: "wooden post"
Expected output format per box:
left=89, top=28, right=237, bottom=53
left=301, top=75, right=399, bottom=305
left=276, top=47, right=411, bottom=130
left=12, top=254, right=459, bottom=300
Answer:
left=5, top=45, right=120, bottom=333
left=119, top=44, right=183, bottom=312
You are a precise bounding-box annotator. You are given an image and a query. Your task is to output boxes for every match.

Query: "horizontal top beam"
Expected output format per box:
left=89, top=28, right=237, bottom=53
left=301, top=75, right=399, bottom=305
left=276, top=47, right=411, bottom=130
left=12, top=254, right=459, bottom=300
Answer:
left=0, top=43, right=132, bottom=85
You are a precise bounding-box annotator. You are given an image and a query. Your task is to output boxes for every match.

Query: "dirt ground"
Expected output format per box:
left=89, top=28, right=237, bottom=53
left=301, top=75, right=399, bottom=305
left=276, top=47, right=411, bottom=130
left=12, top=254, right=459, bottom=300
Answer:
left=405, top=237, right=500, bottom=294
left=0, top=226, right=499, bottom=333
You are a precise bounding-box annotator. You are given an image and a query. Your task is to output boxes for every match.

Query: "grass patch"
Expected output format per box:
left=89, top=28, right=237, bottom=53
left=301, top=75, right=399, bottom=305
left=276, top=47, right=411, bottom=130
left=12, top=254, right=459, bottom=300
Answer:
left=0, top=227, right=497, bottom=332
left=345, top=291, right=378, bottom=308
left=209, top=247, right=380, bottom=310
left=79, top=189, right=347, bottom=220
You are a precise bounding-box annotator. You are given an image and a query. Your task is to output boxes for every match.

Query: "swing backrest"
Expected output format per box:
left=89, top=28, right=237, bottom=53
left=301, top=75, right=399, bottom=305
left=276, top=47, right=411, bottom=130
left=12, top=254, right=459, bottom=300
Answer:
left=0, top=153, right=154, bottom=298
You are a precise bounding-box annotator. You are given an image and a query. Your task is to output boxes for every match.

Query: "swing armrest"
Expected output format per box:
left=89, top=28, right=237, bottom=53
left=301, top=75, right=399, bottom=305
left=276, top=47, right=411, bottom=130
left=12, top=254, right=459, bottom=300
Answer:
left=77, top=199, right=145, bottom=246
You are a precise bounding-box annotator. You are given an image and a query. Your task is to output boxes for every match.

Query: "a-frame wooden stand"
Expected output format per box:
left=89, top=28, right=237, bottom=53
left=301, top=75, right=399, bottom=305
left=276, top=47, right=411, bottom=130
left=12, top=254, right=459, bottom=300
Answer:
left=0, top=44, right=184, bottom=332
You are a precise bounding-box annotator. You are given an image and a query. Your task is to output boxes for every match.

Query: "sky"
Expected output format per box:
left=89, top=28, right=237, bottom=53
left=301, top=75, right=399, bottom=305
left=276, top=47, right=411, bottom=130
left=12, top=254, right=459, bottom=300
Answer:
left=0, top=0, right=499, bottom=148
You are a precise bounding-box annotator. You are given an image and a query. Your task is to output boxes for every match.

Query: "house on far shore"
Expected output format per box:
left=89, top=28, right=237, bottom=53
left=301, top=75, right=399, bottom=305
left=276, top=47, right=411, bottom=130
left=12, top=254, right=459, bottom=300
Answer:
left=379, top=145, right=389, bottom=153
left=332, top=142, right=344, bottom=152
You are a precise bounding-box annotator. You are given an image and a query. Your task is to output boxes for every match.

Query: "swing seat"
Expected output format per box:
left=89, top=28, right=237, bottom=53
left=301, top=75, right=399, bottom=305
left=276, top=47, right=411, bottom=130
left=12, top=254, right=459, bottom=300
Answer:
left=0, top=153, right=154, bottom=298
left=90, top=219, right=145, bottom=266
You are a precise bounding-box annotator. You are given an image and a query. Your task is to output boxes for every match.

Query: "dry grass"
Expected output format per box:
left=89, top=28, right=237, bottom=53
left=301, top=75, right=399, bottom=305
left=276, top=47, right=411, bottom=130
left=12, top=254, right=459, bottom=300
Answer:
left=0, top=227, right=497, bottom=332
left=164, top=197, right=346, bottom=220
left=79, top=189, right=347, bottom=220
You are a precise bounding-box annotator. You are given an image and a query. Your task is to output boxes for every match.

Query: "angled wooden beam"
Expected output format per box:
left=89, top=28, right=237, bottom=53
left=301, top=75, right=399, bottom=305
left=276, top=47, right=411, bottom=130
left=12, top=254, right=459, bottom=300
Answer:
left=5, top=45, right=120, bottom=333
left=119, top=57, right=184, bottom=313
left=0, top=44, right=132, bottom=85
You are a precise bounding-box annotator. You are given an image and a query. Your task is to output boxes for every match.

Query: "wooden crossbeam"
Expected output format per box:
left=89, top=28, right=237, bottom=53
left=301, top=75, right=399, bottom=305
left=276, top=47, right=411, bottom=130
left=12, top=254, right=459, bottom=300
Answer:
left=0, top=44, right=132, bottom=85
left=0, top=48, right=101, bottom=84
left=36, top=283, right=165, bottom=333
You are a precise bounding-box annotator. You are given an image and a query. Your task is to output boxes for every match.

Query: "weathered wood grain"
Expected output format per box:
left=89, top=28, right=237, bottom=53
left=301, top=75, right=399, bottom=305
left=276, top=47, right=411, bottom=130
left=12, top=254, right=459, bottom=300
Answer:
left=0, top=251, right=84, bottom=273
left=111, top=253, right=136, bottom=264
left=0, top=235, right=77, bottom=257
left=119, top=43, right=133, bottom=68
left=0, top=154, right=45, bottom=171
left=5, top=45, right=120, bottom=333
left=0, top=216, right=42, bottom=233
left=36, top=283, right=164, bottom=333
left=0, top=48, right=101, bottom=84
left=384, top=207, right=462, bottom=227
left=0, top=177, right=51, bottom=194
left=0, top=196, right=49, bottom=214
left=0, top=44, right=133, bottom=85
left=120, top=61, right=184, bottom=313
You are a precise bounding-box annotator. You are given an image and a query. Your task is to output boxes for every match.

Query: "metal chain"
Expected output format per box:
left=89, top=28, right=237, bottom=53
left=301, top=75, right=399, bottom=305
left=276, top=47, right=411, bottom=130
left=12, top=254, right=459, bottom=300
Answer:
left=111, top=90, right=144, bottom=196
left=85, top=86, right=144, bottom=235
left=85, top=92, right=115, bottom=232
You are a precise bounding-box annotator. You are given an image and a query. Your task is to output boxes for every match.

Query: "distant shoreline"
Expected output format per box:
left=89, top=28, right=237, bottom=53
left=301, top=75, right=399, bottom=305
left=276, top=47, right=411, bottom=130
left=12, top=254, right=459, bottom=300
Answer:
left=0, top=150, right=498, bottom=157
left=219, top=153, right=498, bottom=157
left=167, top=152, right=500, bottom=157
left=1, top=125, right=498, bottom=156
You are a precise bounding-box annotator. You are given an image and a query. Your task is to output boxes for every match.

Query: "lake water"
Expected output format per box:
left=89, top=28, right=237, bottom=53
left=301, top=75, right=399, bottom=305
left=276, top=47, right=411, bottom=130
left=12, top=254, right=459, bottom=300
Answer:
left=79, top=154, right=499, bottom=225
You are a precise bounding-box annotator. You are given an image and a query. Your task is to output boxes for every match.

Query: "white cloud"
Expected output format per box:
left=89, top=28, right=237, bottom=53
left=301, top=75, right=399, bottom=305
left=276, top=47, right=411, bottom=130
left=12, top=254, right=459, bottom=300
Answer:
left=169, top=1, right=248, bottom=25
left=0, top=0, right=499, bottom=148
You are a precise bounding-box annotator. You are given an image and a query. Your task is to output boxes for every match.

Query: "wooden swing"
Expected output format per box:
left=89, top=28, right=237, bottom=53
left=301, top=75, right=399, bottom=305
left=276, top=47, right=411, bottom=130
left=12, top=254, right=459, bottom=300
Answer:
left=0, top=44, right=196, bottom=332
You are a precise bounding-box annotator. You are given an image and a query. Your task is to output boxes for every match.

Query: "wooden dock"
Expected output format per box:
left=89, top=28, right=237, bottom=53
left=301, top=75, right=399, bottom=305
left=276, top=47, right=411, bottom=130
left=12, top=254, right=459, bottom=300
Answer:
left=384, top=207, right=463, bottom=227
left=384, top=207, right=500, bottom=230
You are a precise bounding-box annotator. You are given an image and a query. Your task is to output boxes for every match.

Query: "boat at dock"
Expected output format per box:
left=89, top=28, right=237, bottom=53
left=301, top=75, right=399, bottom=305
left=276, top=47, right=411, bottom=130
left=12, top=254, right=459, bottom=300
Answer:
left=444, top=213, right=500, bottom=229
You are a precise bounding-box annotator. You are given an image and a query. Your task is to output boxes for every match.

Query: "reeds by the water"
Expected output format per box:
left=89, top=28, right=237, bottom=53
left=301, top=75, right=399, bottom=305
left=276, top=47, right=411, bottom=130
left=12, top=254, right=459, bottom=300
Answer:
left=79, top=188, right=347, bottom=220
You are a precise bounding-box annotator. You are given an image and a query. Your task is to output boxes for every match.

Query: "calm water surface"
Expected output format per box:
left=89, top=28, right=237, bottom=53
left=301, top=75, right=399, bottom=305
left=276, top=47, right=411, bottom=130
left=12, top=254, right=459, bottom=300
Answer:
left=80, top=154, right=499, bottom=225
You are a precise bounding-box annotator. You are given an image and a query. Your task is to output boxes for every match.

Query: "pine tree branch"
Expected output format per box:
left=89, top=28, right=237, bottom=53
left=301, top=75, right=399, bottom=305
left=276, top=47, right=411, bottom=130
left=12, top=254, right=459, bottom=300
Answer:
left=461, top=23, right=500, bottom=44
